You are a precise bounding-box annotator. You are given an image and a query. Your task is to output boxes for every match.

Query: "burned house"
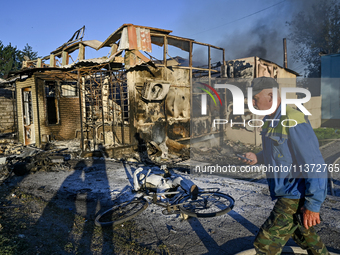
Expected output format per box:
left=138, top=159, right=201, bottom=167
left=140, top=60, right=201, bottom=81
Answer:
left=9, top=24, right=319, bottom=154
left=0, top=78, right=17, bottom=136
left=218, top=56, right=300, bottom=145
left=11, top=24, right=225, bottom=155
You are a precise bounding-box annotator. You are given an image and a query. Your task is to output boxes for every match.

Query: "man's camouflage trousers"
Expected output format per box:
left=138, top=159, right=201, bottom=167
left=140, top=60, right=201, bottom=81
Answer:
left=254, top=198, right=329, bottom=255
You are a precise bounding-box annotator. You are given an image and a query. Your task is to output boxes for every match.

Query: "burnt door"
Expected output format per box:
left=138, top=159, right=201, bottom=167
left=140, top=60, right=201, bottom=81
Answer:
left=22, top=87, right=35, bottom=145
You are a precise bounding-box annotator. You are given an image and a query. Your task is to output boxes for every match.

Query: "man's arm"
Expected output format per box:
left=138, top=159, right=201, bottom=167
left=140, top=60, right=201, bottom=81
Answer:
left=300, top=206, right=321, bottom=230
left=240, top=150, right=263, bottom=165
left=239, top=152, right=258, bottom=165
left=288, top=122, right=327, bottom=228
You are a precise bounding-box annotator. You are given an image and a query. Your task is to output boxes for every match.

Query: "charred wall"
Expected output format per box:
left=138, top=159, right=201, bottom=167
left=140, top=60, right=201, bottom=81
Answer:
left=15, top=76, right=81, bottom=147
left=221, top=57, right=298, bottom=145
left=130, top=66, right=191, bottom=144
left=36, top=78, right=80, bottom=141
left=0, top=87, right=16, bottom=134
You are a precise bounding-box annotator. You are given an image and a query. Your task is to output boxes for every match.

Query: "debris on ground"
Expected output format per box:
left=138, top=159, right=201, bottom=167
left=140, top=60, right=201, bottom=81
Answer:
left=0, top=139, right=24, bottom=155
left=0, top=141, right=75, bottom=184
left=191, top=140, right=262, bottom=166
left=0, top=136, right=264, bottom=186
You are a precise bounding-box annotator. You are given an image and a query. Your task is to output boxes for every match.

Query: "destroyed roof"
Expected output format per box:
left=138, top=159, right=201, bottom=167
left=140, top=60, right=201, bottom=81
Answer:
left=51, top=40, right=103, bottom=56
left=59, top=56, right=117, bottom=69
left=9, top=57, right=119, bottom=76
left=0, top=75, right=27, bottom=87
left=258, top=56, right=301, bottom=76
left=9, top=23, right=220, bottom=77
left=50, top=26, right=98, bottom=56
left=227, top=56, right=301, bottom=76
left=98, top=24, right=173, bottom=49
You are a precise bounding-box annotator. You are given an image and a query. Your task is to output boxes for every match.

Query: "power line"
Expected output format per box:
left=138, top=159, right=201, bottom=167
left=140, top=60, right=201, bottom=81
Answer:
left=295, top=66, right=306, bottom=72
left=290, top=63, right=306, bottom=71
left=293, top=66, right=307, bottom=76
left=189, top=0, right=286, bottom=37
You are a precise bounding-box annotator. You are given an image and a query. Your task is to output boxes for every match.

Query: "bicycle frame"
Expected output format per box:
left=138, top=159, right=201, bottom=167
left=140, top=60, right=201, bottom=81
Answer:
left=135, top=187, right=222, bottom=215
left=95, top=186, right=234, bottom=226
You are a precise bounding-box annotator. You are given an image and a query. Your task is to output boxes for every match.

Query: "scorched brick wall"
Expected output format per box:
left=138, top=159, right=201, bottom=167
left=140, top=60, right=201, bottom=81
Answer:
left=0, top=87, right=16, bottom=133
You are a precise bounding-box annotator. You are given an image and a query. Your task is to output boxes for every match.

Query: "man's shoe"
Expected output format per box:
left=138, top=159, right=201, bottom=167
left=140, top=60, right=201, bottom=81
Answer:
left=190, top=185, right=198, bottom=200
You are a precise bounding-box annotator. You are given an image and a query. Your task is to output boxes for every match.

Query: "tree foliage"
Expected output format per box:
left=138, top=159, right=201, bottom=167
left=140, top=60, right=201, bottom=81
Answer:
left=21, top=44, right=39, bottom=61
left=0, top=41, right=39, bottom=78
left=288, top=0, right=340, bottom=77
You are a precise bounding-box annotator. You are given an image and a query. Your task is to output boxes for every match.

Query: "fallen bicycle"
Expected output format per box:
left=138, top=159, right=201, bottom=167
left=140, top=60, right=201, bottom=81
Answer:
left=95, top=187, right=235, bottom=226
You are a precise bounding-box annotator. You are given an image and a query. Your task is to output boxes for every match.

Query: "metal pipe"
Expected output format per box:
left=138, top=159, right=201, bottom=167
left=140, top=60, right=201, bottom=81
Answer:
left=90, top=74, right=95, bottom=150
left=283, top=38, right=288, bottom=69
left=100, top=70, right=106, bottom=145
left=78, top=69, right=84, bottom=152
left=119, top=81, right=125, bottom=145
left=223, top=48, right=225, bottom=65
left=163, top=35, right=168, bottom=81
left=109, top=67, right=115, bottom=146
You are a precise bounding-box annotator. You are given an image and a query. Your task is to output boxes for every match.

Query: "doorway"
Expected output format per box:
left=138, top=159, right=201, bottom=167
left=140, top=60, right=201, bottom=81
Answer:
left=22, top=87, right=35, bottom=145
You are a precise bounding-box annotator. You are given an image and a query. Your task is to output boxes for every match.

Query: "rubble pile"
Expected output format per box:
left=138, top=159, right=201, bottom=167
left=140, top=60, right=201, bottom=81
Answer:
left=191, top=140, right=262, bottom=166
left=0, top=141, right=74, bottom=183
left=0, top=164, right=10, bottom=183
left=0, top=135, right=262, bottom=184
left=0, top=139, right=24, bottom=155
left=48, top=139, right=81, bottom=154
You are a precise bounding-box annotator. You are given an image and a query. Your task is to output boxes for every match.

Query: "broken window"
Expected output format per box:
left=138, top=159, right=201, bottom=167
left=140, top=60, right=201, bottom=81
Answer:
left=61, top=81, right=78, bottom=97
left=192, top=43, right=208, bottom=68
left=45, top=81, right=60, bottom=125
left=167, top=38, right=190, bottom=67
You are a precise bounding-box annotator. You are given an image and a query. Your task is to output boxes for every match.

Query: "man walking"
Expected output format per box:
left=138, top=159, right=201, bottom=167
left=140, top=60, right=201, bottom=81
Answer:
left=242, top=77, right=329, bottom=254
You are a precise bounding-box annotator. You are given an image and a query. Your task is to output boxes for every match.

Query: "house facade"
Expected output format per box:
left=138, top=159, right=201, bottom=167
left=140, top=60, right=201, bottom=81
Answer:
left=10, top=24, right=312, bottom=153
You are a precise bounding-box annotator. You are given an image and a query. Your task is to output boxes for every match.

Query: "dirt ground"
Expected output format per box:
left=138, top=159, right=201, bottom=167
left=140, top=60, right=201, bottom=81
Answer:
left=0, top=185, right=155, bottom=255
left=1, top=157, right=340, bottom=255
left=0, top=138, right=340, bottom=254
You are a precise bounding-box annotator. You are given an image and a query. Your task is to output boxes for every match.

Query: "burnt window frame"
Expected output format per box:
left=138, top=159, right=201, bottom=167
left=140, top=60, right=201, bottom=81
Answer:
left=44, top=80, right=60, bottom=125
left=61, top=80, right=78, bottom=97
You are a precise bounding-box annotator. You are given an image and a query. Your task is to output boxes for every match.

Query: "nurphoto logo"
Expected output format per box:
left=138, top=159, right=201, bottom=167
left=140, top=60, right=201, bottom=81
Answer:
left=199, top=83, right=312, bottom=128
left=201, top=84, right=311, bottom=116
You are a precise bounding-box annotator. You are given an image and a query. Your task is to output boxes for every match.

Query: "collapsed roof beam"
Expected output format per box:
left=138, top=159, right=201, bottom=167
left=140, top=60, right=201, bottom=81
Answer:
left=67, top=26, right=85, bottom=45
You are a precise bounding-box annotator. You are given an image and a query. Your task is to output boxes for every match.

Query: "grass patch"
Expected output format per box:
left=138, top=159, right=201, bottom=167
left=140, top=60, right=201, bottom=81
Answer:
left=314, top=128, right=340, bottom=140
left=314, top=128, right=340, bottom=146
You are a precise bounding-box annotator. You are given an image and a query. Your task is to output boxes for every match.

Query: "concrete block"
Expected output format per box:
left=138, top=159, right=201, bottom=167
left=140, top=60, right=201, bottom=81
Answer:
left=0, top=157, right=7, bottom=165
left=310, top=119, right=321, bottom=129
left=48, top=156, right=64, bottom=163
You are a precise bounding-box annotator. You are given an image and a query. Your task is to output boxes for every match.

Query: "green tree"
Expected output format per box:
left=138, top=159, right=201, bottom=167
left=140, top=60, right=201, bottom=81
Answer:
left=0, top=41, right=21, bottom=78
left=288, top=0, right=340, bottom=77
left=20, top=43, right=39, bottom=61
left=0, top=41, right=39, bottom=78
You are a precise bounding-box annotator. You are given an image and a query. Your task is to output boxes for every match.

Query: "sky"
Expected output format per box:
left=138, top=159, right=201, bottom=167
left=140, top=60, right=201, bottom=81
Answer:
left=0, top=0, right=323, bottom=75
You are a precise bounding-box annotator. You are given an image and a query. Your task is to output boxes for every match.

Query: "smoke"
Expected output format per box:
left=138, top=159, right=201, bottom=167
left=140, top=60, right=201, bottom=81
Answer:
left=216, top=14, right=288, bottom=66
left=186, top=0, right=338, bottom=70
left=217, top=0, right=340, bottom=68
left=181, top=0, right=340, bottom=72
left=243, top=23, right=280, bottom=60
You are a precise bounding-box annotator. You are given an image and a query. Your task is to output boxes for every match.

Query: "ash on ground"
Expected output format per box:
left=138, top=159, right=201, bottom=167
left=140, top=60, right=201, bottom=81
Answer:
left=191, top=140, right=262, bottom=166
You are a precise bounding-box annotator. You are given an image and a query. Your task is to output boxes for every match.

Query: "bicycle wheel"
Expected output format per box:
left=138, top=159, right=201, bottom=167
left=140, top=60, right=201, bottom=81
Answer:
left=178, top=191, right=234, bottom=218
left=95, top=198, right=148, bottom=226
